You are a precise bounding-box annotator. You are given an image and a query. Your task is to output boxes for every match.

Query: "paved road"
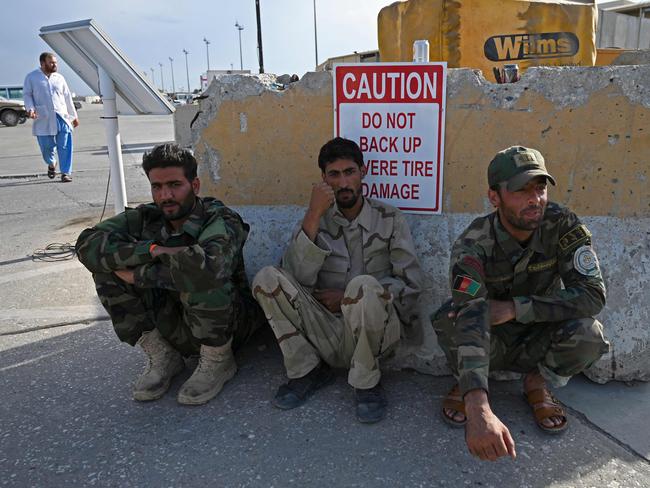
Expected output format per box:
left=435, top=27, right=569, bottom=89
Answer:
left=1, top=104, right=649, bottom=487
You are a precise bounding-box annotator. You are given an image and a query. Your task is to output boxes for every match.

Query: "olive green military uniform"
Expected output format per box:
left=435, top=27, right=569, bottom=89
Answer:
left=253, top=198, right=424, bottom=389
left=432, top=202, right=610, bottom=395
left=76, top=197, right=259, bottom=356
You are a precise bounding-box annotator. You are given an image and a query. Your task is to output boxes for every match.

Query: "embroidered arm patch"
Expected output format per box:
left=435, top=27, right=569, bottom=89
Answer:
left=453, top=275, right=481, bottom=296
left=559, top=224, right=591, bottom=254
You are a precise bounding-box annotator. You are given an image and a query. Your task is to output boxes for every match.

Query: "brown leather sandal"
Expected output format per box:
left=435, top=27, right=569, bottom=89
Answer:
left=524, top=387, right=568, bottom=434
left=441, top=384, right=467, bottom=427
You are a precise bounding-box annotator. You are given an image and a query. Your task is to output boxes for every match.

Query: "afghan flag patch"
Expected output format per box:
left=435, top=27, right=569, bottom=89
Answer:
left=453, top=275, right=481, bottom=296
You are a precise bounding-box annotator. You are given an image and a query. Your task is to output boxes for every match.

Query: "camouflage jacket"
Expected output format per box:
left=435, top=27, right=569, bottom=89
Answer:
left=282, top=198, right=424, bottom=335
left=448, top=202, right=606, bottom=394
left=76, top=197, right=251, bottom=295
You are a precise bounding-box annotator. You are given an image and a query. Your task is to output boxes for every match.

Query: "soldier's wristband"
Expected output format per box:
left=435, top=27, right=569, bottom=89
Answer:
left=149, top=243, right=158, bottom=255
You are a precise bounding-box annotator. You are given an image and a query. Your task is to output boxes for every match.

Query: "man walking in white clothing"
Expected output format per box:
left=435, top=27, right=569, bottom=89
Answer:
left=23, top=52, right=79, bottom=183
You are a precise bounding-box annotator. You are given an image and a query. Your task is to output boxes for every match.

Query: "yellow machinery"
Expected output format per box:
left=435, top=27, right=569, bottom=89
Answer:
left=378, top=0, right=597, bottom=82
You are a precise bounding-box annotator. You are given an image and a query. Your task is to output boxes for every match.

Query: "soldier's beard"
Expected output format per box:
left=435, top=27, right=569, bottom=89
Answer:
left=336, top=188, right=360, bottom=209
left=501, top=203, right=546, bottom=231
left=159, top=193, right=196, bottom=221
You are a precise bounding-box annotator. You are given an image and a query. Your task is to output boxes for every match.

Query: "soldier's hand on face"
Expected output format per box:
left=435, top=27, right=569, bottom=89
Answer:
left=464, top=390, right=516, bottom=462
left=313, top=288, right=344, bottom=313
left=308, top=182, right=336, bottom=218
left=114, top=269, right=135, bottom=284
left=302, top=183, right=335, bottom=241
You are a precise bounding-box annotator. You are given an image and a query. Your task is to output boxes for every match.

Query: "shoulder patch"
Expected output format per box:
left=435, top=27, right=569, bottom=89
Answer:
left=559, top=224, right=591, bottom=254
left=453, top=275, right=481, bottom=296
left=461, top=255, right=485, bottom=278
left=573, top=245, right=600, bottom=276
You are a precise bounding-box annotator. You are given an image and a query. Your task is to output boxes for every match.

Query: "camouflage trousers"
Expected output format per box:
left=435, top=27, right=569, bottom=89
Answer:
left=93, top=272, right=258, bottom=356
left=432, top=298, right=609, bottom=391
left=252, top=266, right=401, bottom=389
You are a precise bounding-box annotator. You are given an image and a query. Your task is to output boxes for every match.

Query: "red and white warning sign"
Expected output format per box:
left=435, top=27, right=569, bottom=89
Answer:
left=333, top=63, right=447, bottom=214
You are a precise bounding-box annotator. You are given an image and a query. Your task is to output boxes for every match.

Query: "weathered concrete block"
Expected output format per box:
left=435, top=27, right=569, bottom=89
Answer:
left=184, top=66, right=650, bottom=383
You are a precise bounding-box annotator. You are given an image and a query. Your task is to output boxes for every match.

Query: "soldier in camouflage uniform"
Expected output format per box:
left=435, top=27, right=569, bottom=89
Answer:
left=431, top=146, right=609, bottom=460
left=76, top=143, right=259, bottom=405
left=253, top=137, right=424, bottom=424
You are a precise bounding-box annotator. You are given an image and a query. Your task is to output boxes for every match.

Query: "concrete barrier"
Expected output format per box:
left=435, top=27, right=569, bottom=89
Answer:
left=180, top=66, right=650, bottom=383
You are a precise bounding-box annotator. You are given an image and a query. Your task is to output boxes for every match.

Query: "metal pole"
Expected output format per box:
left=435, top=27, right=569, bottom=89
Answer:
left=235, top=21, right=244, bottom=70
left=150, top=67, right=156, bottom=88
left=98, top=66, right=127, bottom=214
left=169, top=57, right=176, bottom=94
left=255, top=0, right=265, bottom=74
left=159, top=62, right=165, bottom=93
left=313, top=0, right=319, bottom=68
left=203, top=37, right=211, bottom=72
left=183, top=49, right=191, bottom=95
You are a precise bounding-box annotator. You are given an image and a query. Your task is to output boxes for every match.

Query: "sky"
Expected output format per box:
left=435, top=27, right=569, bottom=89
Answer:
left=1, top=0, right=393, bottom=95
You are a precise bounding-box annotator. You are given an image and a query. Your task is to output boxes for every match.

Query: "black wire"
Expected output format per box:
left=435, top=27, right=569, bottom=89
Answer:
left=32, top=242, right=76, bottom=262
left=99, top=164, right=111, bottom=223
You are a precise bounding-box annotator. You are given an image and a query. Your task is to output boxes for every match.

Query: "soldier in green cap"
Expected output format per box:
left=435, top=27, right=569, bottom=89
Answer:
left=76, top=143, right=259, bottom=405
left=431, top=146, right=609, bottom=461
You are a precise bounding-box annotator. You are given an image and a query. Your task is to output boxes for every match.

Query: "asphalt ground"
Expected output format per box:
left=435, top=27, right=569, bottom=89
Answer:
left=1, top=104, right=649, bottom=487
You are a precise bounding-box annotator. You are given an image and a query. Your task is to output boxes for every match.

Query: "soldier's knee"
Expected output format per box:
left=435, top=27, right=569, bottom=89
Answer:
left=557, top=317, right=609, bottom=359
left=344, top=274, right=383, bottom=299
left=252, top=266, right=283, bottom=295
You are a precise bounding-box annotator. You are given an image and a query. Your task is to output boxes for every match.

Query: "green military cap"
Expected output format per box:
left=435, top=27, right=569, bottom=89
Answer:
left=488, top=146, right=556, bottom=192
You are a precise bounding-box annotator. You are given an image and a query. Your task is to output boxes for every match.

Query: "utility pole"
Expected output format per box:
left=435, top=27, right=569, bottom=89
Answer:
left=203, top=37, right=211, bottom=72
left=158, top=62, right=165, bottom=93
left=168, top=57, right=176, bottom=94
left=150, top=67, right=156, bottom=88
left=255, top=0, right=264, bottom=74
left=313, top=0, right=319, bottom=68
left=235, top=21, right=244, bottom=70
left=183, top=49, right=191, bottom=95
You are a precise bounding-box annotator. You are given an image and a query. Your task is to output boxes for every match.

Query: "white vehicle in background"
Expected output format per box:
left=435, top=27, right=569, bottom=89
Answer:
left=0, top=96, right=27, bottom=126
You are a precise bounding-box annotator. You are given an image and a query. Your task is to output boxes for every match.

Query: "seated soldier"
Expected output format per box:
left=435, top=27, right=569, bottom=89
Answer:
left=252, top=137, right=424, bottom=424
left=432, top=146, right=609, bottom=460
left=76, top=143, right=259, bottom=405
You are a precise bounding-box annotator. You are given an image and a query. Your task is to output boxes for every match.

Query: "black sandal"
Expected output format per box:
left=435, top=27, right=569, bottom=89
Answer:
left=47, top=165, right=56, bottom=179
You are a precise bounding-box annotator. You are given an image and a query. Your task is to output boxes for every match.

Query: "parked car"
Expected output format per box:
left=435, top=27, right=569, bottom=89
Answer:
left=0, top=96, right=27, bottom=126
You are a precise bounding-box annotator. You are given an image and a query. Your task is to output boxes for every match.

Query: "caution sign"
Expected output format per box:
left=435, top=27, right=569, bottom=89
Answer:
left=334, top=63, right=447, bottom=214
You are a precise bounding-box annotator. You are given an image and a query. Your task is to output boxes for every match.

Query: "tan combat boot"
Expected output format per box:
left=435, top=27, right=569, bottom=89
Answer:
left=133, top=329, right=185, bottom=401
left=177, top=338, right=237, bottom=405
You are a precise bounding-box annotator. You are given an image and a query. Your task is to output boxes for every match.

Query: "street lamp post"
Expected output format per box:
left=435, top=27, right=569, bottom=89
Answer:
left=313, top=0, right=319, bottom=68
left=158, top=62, right=165, bottom=93
left=203, top=37, right=211, bottom=72
left=150, top=67, right=156, bottom=88
left=235, top=21, right=244, bottom=70
left=183, top=49, right=191, bottom=96
left=255, top=0, right=264, bottom=74
left=169, top=57, right=176, bottom=95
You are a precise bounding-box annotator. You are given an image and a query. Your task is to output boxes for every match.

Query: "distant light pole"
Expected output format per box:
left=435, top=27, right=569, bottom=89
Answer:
left=169, top=57, right=176, bottom=94
left=313, top=0, right=319, bottom=68
left=158, top=62, right=165, bottom=93
left=183, top=49, right=191, bottom=94
left=235, top=21, right=244, bottom=70
left=203, top=37, right=211, bottom=72
left=150, top=67, right=156, bottom=87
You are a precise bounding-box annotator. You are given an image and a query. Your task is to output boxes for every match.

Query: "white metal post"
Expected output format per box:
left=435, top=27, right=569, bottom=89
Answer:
left=98, top=66, right=127, bottom=214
